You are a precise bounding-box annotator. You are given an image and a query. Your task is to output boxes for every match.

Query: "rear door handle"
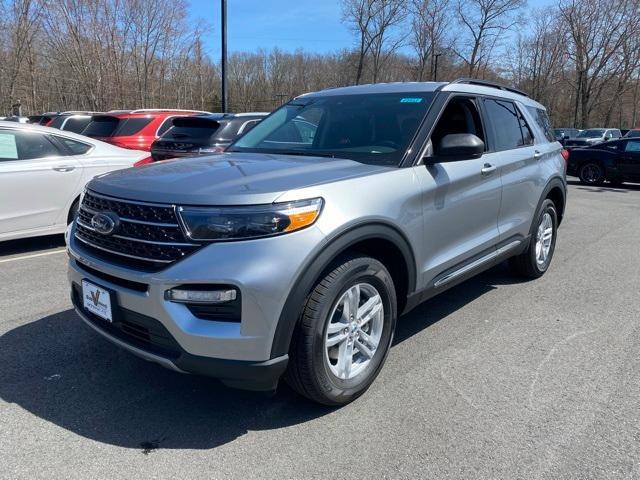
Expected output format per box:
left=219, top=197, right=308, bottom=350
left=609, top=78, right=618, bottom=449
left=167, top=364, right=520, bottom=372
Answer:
left=481, top=163, right=497, bottom=175
left=533, top=150, right=542, bottom=160
left=53, top=165, right=75, bottom=172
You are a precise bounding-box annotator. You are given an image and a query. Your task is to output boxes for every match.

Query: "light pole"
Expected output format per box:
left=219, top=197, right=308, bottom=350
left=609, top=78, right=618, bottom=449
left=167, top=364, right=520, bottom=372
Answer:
left=221, top=0, right=228, bottom=112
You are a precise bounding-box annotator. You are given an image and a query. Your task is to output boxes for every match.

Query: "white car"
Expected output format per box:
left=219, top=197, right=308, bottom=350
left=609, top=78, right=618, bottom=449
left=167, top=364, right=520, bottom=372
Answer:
left=0, top=121, right=150, bottom=242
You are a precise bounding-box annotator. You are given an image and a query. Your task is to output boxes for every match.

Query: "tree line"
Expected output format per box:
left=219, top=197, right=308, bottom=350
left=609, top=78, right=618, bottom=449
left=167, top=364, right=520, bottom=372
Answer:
left=1, top=0, right=639, bottom=129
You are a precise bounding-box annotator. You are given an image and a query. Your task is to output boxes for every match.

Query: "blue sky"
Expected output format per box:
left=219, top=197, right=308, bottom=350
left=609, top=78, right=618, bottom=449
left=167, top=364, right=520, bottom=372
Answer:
left=188, top=0, right=557, bottom=59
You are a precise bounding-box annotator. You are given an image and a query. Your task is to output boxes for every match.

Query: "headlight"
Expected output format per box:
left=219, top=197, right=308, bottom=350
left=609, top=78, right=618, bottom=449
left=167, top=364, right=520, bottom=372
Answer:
left=177, top=197, right=323, bottom=241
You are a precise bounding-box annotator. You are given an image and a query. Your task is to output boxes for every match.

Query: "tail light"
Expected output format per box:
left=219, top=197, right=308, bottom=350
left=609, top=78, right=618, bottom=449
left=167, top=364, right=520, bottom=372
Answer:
left=133, top=156, right=153, bottom=167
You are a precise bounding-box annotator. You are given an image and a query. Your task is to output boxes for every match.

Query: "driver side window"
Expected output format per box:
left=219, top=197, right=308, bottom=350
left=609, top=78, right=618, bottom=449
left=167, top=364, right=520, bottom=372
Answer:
left=429, top=97, right=485, bottom=156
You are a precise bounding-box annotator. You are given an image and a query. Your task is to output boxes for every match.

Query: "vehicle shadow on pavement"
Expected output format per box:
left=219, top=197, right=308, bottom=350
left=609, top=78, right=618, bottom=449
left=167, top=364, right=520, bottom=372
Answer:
left=0, top=262, right=523, bottom=452
left=0, top=234, right=65, bottom=257
left=394, top=262, right=526, bottom=345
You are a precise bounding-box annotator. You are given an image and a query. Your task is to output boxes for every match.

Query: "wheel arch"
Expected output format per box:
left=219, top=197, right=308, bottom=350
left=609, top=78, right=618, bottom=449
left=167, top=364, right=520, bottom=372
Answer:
left=533, top=176, right=566, bottom=232
left=270, top=222, right=417, bottom=358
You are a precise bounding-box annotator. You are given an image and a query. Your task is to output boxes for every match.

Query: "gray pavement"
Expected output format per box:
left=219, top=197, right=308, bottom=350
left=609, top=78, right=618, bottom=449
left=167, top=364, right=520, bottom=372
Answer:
left=1, top=181, right=639, bottom=479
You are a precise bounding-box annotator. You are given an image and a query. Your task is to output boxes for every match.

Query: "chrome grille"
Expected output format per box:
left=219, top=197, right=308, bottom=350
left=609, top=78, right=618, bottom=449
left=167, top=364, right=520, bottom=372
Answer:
left=74, top=190, right=202, bottom=271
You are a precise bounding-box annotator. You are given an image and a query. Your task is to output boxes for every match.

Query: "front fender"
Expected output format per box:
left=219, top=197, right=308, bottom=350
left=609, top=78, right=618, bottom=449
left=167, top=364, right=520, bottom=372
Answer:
left=269, top=222, right=417, bottom=358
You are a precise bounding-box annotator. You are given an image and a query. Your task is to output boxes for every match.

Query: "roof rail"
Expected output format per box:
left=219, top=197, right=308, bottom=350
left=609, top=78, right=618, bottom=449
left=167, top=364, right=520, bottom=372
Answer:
left=128, top=108, right=212, bottom=114
left=450, top=78, right=529, bottom=98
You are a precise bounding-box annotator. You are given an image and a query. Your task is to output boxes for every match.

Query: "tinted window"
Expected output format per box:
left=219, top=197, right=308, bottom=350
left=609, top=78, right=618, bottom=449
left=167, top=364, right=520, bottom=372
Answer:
left=484, top=99, right=525, bottom=151
left=157, top=117, right=174, bottom=136
left=527, top=107, right=554, bottom=142
left=624, top=130, right=640, bottom=138
left=48, top=116, right=67, bottom=129
left=164, top=117, right=221, bottom=140
left=578, top=129, right=605, bottom=138
left=83, top=117, right=120, bottom=137
left=624, top=140, right=640, bottom=152
left=610, top=130, right=622, bottom=138
left=0, top=130, right=60, bottom=161
left=113, top=117, right=153, bottom=136
left=517, top=107, right=534, bottom=145
left=238, top=119, right=260, bottom=135
left=58, top=137, right=92, bottom=155
left=62, top=117, right=92, bottom=133
left=230, top=93, right=434, bottom=166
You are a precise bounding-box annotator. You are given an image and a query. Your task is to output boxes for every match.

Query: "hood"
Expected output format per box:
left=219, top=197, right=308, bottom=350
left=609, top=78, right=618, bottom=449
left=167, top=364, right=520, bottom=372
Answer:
left=88, top=152, right=390, bottom=205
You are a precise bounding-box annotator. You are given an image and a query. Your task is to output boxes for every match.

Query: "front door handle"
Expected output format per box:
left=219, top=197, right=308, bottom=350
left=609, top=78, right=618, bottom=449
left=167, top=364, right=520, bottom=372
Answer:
left=533, top=150, right=542, bottom=160
left=481, top=163, right=497, bottom=175
left=53, top=165, right=75, bottom=172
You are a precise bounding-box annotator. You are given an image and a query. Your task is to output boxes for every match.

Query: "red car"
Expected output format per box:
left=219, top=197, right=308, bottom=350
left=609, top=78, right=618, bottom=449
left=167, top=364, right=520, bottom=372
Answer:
left=81, top=109, right=209, bottom=153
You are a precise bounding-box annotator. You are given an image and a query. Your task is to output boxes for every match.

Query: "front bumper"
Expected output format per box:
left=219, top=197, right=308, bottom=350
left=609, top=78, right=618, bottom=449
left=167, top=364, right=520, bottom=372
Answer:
left=67, top=222, right=326, bottom=389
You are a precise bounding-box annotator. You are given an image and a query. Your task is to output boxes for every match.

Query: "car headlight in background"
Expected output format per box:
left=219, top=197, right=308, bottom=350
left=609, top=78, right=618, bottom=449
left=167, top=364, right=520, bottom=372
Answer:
left=177, top=197, right=323, bottom=241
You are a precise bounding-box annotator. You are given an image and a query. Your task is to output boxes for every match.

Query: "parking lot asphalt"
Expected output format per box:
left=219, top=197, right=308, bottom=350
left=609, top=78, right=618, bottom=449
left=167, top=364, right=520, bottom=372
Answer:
left=1, top=181, right=639, bottom=479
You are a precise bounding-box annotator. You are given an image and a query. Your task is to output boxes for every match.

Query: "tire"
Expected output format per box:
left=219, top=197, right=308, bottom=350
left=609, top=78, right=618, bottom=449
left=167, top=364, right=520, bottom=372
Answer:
left=285, top=255, right=397, bottom=406
left=578, top=162, right=605, bottom=185
left=509, top=199, right=558, bottom=279
left=67, top=199, right=79, bottom=224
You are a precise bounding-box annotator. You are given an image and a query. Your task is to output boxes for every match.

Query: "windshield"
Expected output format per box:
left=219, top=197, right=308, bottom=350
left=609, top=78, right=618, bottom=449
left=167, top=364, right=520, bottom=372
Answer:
left=228, top=93, right=435, bottom=166
left=578, top=129, right=605, bottom=138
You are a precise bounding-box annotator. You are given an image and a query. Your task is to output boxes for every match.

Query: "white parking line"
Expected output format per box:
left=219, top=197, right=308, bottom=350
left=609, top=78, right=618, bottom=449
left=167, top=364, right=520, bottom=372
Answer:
left=0, top=249, right=67, bottom=264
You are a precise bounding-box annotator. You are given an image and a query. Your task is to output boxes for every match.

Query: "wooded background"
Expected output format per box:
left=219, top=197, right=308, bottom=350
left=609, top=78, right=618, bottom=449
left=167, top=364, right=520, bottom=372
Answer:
left=1, top=0, right=639, bottom=128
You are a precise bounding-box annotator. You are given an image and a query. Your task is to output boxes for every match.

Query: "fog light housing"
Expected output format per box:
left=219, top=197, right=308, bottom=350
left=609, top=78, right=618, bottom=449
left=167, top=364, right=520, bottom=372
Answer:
left=166, top=287, right=237, bottom=304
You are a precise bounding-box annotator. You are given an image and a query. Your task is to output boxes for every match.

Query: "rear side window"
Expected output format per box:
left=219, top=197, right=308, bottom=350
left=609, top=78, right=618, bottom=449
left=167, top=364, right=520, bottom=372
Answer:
left=625, top=140, right=640, bottom=152
left=57, top=137, right=92, bottom=155
left=48, top=116, right=67, bottom=129
left=0, top=130, right=60, bottom=161
left=62, top=117, right=92, bottom=133
left=113, top=118, right=153, bottom=137
left=83, top=117, right=119, bottom=137
left=157, top=117, right=175, bottom=136
left=484, top=99, right=532, bottom=151
left=527, top=106, right=555, bottom=142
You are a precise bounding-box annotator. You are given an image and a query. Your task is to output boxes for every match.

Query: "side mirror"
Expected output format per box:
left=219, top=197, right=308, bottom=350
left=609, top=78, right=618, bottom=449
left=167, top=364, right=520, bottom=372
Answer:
left=431, top=133, right=484, bottom=162
left=604, top=134, right=612, bottom=140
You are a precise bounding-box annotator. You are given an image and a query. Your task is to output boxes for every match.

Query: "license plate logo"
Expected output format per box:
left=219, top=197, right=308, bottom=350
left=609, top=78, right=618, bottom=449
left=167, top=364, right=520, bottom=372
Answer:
left=82, top=280, right=113, bottom=322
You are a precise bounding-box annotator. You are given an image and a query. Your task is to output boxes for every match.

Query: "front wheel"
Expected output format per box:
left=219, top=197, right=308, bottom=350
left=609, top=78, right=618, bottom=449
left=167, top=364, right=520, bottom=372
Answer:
left=509, top=199, right=558, bottom=278
left=579, top=162, right=604, bottom=185
left=285, top=255, right=397, bottom=406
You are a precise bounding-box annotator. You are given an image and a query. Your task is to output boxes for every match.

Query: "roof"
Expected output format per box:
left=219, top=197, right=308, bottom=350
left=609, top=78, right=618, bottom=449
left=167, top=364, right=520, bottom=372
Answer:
left=299, top=79, right=545, bottom=109
left=299, top=82, right=448, bottom=98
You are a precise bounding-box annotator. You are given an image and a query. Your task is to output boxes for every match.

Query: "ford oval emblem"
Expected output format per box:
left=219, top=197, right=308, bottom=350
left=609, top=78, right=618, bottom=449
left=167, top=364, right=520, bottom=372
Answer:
left=91, top=211, right=119, bottom=235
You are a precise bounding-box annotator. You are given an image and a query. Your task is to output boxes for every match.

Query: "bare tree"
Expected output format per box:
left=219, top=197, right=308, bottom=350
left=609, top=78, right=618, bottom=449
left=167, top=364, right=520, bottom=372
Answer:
left=453, top=0, right=524, bottom=77
left=341, top=0, right=407, bottom=84
left=2, top=0, right=41, bottom=111
left=560, top=0, right=640, bottom=127
left=410, top=0, right=450, bottom=81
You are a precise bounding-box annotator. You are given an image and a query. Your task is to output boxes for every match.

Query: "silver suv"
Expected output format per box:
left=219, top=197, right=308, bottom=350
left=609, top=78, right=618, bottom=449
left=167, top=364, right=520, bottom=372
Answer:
left=67, top=79, right=566, bottom=406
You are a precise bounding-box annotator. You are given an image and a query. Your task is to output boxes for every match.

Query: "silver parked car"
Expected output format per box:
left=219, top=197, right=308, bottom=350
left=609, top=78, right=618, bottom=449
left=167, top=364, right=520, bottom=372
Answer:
left=67, top=79, right=566, bottom=405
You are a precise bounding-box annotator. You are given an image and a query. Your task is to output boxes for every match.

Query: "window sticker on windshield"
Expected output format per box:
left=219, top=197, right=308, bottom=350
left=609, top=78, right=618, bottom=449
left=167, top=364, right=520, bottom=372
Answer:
left=0, top=133, right=18, bottom=159
left=400, top=97, right=423, bottom=103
